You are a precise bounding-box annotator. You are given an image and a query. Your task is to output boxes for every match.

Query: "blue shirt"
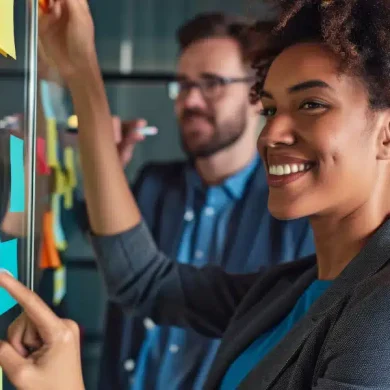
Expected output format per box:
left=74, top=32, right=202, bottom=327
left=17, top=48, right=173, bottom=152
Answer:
left=220, top=279, right=333, bottom=390
left=132, top=157, right=260, bottom=390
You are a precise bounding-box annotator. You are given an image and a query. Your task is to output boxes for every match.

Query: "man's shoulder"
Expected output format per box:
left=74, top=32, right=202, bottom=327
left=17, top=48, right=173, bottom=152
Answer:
left=134, top=160, right=188, bottom=187
left=138, top=160, right=188, bottom=179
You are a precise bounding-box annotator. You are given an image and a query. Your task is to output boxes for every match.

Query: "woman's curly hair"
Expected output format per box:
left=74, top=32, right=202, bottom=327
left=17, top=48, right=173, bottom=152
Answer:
left=250, top=0, right=390, bottom=109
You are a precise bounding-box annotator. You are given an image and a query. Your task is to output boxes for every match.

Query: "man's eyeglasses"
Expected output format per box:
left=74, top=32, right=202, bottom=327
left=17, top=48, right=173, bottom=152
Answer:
left=168, top=75, right=256, bottom=101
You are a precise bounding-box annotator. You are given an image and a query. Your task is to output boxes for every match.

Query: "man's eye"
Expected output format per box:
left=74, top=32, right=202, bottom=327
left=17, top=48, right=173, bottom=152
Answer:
left=204, top=79, right=220, bottom=90
left=259, top=107, right=276, bottom=117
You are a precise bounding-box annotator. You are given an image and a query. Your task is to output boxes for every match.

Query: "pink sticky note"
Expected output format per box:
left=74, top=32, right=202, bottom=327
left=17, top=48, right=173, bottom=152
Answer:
left=37, top=137, right=51, bottom=175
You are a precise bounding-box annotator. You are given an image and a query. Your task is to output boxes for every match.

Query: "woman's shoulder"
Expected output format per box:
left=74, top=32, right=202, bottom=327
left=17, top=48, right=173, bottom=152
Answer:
left=330, top=266, right=390, bottom=342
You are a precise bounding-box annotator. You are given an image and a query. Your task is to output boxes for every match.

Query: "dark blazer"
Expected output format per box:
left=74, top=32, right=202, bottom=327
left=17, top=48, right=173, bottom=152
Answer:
left=92, top=214, right=390, bottom=390
left=96, top=161, right=315, bottom=389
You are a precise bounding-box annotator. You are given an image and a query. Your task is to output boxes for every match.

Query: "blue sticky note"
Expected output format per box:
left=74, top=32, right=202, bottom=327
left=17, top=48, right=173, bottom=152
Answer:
left=0, top=239, right=18, bottom=315
left=9, top=135, right=25, bottom=212
left=40, top=80, right=56, bottom=119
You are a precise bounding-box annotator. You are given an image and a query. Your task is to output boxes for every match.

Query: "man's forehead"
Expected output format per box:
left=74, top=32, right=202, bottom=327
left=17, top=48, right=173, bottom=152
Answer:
left=176, top=37, right=245, bottom=78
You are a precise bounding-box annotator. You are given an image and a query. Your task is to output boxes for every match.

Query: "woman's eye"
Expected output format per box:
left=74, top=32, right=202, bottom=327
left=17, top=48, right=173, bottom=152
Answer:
left=300, top=101, right=328, bottom=110
left=260, top=107, right=276, bottom=117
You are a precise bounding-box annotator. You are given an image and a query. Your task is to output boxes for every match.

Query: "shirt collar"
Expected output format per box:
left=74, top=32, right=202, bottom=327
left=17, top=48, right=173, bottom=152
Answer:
left=185, top=155, right=260, bottom=200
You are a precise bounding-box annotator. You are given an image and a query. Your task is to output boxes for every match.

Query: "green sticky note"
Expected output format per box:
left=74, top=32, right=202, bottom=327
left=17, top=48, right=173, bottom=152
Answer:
left=0, top=239, right=18, bottom=315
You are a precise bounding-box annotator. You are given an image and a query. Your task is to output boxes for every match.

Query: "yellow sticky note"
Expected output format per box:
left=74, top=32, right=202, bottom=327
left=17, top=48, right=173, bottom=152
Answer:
left=53, top=168, right=66, bottom=195
left=46, top=118, right=59, bottom=167
left=53, top=265, right=66, bottom=305
left=0, top=366, right=3, bottom=390
left=64, top=186, right=73, bottom=209
left=64, top=147, right=77, bottom=187
left=51, top=194, right=67, bottom=251
left=0, top=0, right=16, bottom=59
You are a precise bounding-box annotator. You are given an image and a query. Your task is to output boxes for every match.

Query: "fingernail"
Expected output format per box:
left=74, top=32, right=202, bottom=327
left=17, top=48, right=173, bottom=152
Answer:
left=0, top=269, right=13, bottom=277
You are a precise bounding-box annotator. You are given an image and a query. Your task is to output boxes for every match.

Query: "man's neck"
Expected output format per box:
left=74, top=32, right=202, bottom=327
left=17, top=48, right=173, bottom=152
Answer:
left=195, top=144, right=257, bottom=185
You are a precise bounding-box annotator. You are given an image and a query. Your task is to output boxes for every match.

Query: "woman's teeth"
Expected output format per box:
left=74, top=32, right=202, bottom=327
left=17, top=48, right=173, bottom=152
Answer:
left=268, top=163, right=312, bottom=176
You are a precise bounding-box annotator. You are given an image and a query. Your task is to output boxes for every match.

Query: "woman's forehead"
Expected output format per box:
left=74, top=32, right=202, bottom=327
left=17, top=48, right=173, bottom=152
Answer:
left=265, top=44, right=339, bottom=87
left=263, top=43, right=366, bottom=100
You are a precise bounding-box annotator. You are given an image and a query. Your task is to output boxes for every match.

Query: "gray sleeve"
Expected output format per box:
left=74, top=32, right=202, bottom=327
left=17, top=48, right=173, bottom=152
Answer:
left=90, top=221, right=258, bottom=338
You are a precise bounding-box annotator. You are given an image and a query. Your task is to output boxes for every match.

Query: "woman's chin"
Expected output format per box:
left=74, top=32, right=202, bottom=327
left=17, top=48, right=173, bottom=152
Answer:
left=268, top=200, right=308, bottom=221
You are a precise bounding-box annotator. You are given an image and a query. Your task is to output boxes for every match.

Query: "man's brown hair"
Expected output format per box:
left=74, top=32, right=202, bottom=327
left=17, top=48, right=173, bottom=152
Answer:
left=176, top=12, right=274, bottom=65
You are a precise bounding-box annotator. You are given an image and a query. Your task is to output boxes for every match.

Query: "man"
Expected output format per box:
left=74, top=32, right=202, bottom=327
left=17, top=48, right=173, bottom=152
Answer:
left=92, top=13, right=315, bottom=390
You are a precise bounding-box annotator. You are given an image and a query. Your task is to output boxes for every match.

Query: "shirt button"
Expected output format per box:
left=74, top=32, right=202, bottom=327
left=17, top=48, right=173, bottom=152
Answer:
left=184, top=210, right=194, bottom=221
left=169, top=344, right=180, bottom=354
left=123, top=359, right=135, bottom=372
left=143, top=317, right=156, bottom=330
left=204, top=207, right=215, bottom=216
left=195, top=250, right=204, bottom=259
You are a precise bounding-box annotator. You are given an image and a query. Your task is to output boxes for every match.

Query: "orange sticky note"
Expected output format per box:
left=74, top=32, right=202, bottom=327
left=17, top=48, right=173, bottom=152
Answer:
left=40, top=211, right=61, bottom=269
left=0, top=0, right=16, bottom=59
left=39, top=0, right=49, bottom=12
left=39, top=237, right=50, bottom=269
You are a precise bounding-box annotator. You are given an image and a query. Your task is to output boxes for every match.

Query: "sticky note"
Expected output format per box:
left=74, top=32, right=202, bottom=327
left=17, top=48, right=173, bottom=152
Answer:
left=64, top=185, right=73, bottom=209
left=40, top=211, right=61, bottom=269
left=51, top=194, right=67, bottom=251
left=0, top=239, right=18, bottom=315
left=53, top=168, right=66, bottom=195
left=37, top=137, right=51, bottom=175
left=53, top=265, right=66, bottom=305
left=64, top=147, right=77, bottom=187
left=0, top=366, right=3, bottom=390
left=39, top=0, right=49, bottom=12
left=63, top=147, right=76, bottom=209
left=0, top=0, right=16, bottom=59
left=40, top=81, right=56, bottom=119
left=46, top=118, right=59, bottom=167
left=9, top=135, right=25, bottom=212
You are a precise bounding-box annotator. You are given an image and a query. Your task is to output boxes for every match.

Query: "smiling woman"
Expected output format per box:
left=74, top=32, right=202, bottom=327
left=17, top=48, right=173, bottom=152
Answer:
left=3, top=0, right=390, bottom=390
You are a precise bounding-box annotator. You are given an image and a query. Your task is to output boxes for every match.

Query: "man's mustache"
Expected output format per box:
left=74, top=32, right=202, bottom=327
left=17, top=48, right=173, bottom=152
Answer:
left=181, top=109, right=214, bottom=124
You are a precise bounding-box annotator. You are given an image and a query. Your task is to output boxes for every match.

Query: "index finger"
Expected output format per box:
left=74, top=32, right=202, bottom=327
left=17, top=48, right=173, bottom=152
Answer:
left=0, top=272, right=62, bottom=341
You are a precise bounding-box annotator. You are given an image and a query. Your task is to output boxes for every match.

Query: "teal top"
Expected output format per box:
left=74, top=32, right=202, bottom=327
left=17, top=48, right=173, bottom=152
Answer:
left=220, top=280, right=333, bottom=389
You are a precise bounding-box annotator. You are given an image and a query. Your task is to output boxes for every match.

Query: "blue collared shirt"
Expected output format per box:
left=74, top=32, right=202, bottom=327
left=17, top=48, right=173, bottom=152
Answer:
left=132, top=157, right=260, bottom=390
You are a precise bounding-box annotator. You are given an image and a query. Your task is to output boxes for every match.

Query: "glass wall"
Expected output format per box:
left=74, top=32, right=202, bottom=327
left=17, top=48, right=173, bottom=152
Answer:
left=0, top=0, right=41, bottom=389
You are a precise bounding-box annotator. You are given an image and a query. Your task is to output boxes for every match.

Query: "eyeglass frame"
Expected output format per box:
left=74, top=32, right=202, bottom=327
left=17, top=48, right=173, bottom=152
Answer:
left=167, top=73, right=256, bottom=101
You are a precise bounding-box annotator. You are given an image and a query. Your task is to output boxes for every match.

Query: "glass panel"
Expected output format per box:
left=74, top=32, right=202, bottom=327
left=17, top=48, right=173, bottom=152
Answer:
left=0, top=0, right=39, bottom=388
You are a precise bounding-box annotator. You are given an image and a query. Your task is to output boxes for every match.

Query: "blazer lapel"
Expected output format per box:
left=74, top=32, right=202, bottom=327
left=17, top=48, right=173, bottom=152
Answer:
left=223, top=164, right=269, bottom=271
left=205, top=264, right=317, bottom=389
left=156, top=171, right=187, bottom=257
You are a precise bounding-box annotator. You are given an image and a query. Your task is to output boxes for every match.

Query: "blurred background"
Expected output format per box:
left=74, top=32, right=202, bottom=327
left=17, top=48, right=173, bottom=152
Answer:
left=0, top=1, right=271, bottom=388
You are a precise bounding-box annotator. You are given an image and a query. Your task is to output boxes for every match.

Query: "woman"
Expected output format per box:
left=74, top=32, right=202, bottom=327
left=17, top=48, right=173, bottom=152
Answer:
left=2, top=0, right=390, bottom=389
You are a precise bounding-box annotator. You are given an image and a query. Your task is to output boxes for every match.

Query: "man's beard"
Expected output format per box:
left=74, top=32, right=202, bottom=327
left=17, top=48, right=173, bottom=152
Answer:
left=179, top=105, right=247, bottom=158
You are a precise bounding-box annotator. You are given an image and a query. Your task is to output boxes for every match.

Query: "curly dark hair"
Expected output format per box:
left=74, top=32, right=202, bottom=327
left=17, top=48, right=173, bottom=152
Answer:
left=250, top=0, right=390, bottom=109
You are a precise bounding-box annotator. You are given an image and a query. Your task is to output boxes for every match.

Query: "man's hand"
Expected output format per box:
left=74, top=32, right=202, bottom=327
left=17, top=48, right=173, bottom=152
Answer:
left=113, top=117, right=147, bottom=167
left=0, top=272, right=85, bottom=390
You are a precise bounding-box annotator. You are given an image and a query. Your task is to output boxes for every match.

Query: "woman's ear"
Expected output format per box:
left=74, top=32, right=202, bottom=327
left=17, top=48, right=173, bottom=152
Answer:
left=377, top=111, right=390, bottom=160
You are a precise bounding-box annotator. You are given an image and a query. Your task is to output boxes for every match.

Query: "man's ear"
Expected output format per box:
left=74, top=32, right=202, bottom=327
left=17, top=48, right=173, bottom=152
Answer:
left=377, top=111, right=390, bottom=160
